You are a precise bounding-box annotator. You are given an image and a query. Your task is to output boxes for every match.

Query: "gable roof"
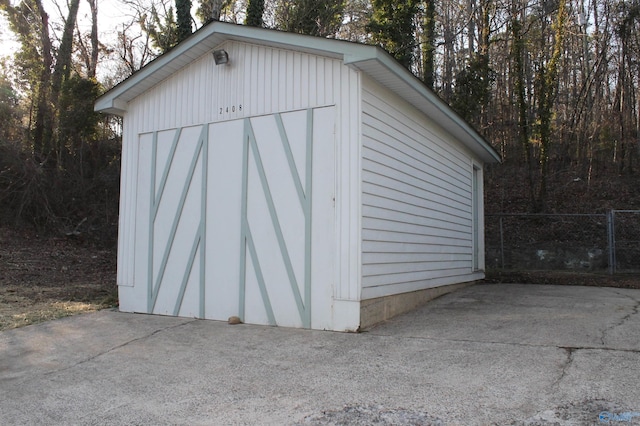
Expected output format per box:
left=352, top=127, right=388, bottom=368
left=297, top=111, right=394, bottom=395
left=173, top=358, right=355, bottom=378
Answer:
left=95, top=22, right=500, bottom=163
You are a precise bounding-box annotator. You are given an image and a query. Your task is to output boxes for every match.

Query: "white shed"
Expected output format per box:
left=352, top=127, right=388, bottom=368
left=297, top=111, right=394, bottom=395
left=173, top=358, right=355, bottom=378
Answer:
left=96, top=22, right=500, bottom=331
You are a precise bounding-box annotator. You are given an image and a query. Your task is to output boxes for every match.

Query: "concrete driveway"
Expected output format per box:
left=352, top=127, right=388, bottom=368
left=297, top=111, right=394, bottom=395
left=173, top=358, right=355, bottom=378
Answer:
left=1, top=283, right=639, bottom=425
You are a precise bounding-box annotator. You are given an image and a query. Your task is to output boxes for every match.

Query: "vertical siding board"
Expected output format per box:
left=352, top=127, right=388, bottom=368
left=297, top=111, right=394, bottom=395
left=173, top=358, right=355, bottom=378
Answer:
left=257, top=46, right=266, bottom=114
left=292, top=53, right=299, bottom=110
left=349, top=67, right=361, bottom=302
left=203, top=58, right=210, bottom=123
left=330, top=64, right=349, bottom=299
left=116, top=116, right=129, bottom=285
left=309, top=55, right=317, bottom=106
left=318, top=57, right=325, bottom=105
left=187, top=67, right=192, bottom=124
left=325, top=58, right=332, bottom=104
left=332, top=62, right=344, bottom=300
left=158, top=83, right=165, bottom=129
left=213, top=52, right=219, bottom=119
left=331, top=61, right=361, bottom=302
left=212, top=54, right=219, bottom=123
left=335, top=61, right=348, bottom=300
left=266, top=48, right=273, bottom=112
left=196, top=60, right=202, bottom=123
left=277, top=50, right=285, bottom=111
left=215, top=52, right=222, bottom=121
left=250, top=44, right=259, bottom=117
left=171, top=74, right=178, bottom=128
left=169, top=76, right=176, bottom=127
left=148, top=95, right=154, bottom=133
left=196, top=62, right=203, bottom=124
left=202, top=58, right=209, bottom=123
left=139, top=95, right=145, bottom=132
left=186, top=65, right=193, bottom=126
left=166, top=77, right=172, bottom=127
left=279, top=48, right=285, bottom=111
left=242, top=44, right=250, bottom=117
left=190, top=64, right=196, bottom=125
left=140, top=97, right=148, bottom=133
left=271, top=49, right=279, bottom=112
left=227, top=43, right=234, bottom=119
left=301, top=53, right=310, bottom=108
left=119, top=107, right=142, bottom=286
left=172, top=74, right=179, bottom=129
left=188, top=63, right=195, bottom=125
left=177, top=72, right=184, bottom=128
left=286, top=51, right=294, bottom=110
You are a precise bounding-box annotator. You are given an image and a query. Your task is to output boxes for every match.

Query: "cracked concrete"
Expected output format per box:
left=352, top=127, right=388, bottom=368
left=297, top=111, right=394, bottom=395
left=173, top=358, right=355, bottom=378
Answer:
left=1, top=283, right=639, bottom=425
left=42, top=319, right=199, bottom=378
left=551, top=347, right=574, bottom=390
left=597, top=289, right=640, bottom=351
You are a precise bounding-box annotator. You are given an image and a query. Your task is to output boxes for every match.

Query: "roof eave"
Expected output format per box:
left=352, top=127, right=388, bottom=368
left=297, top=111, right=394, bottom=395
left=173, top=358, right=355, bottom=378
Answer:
left=94, top=22, right=366, bottom=115
left=345, top=50, right=501, bottom=164
left=94, top=97, right=128, bottom=115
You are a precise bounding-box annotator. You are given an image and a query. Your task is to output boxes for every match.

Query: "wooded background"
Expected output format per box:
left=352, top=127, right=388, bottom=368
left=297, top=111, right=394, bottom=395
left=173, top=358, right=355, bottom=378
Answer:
left=1, top=0, right=639, bottom=243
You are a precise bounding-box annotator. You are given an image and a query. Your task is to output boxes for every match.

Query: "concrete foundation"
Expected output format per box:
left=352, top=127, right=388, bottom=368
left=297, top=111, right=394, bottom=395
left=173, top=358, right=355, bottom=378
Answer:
left=359, top=282, right=476, bottom=329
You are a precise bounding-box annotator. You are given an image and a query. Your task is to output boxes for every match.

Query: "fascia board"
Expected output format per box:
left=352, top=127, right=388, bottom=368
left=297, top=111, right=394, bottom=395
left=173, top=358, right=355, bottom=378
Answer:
left=94, top=97, right=128, bottom=115
left=95, top=26, right=226, bottom=114
left=211, top=23, right=356, bottom=59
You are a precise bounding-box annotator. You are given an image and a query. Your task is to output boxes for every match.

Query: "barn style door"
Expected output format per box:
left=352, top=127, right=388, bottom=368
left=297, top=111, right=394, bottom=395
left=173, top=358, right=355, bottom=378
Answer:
left=239, top=111, right=313, bottom=328
left=137, top=125, right=208, bottom=318
left=136, top=107, right=335, bottom=329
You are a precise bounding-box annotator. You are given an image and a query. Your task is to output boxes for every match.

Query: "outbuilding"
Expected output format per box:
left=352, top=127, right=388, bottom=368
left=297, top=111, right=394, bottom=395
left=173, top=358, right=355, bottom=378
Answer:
left=95, top=22, right=500, bottom=331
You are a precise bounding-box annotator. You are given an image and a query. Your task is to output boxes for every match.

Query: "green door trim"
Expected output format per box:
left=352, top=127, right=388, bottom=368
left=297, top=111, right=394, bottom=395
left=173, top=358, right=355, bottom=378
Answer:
left=239, top=110, right=313, bottom=328
left=147, top=125, right=208, bottom=317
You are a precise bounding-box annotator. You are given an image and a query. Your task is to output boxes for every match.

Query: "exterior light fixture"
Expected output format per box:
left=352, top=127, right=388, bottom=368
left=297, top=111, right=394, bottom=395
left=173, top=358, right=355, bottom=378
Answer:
left=213, top=49, right=229, bottom=65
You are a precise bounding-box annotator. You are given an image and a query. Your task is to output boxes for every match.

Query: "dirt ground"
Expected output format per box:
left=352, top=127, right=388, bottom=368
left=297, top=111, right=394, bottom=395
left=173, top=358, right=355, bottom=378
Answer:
left=0, top=225, right=638, bottom=332
left=484, top=269, right=640, bottom=289
left=0, top=226, right=117, bottom=331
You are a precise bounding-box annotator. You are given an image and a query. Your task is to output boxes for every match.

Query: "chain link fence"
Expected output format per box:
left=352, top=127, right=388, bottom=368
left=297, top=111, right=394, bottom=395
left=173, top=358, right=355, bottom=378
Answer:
left=485, top=210, right=640, bottom=274
left=610, top=210, right=640, bottom=273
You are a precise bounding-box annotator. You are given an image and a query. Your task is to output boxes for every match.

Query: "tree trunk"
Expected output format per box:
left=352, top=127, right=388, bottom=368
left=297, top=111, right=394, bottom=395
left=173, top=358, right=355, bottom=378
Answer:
left=511, top=14, right=536, bottom=211
left=32, top=0, right=54, bottom=164
left=536, top=0, right=566, bottom=210
left=88, top=0, right=98, bottom=79
left=421, top=0, right=436, bottom=88
left=51, top=0, right=81, bottom=104
left=50, top=0, right=81, bottom=168
left=246, top=0, right=264, bottom=27
left=211, top=0, right=223, bottom=21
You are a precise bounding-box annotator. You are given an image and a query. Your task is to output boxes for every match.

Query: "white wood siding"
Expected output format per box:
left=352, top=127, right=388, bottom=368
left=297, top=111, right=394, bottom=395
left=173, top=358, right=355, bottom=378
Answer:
left=117, top=41, right=361, bottom=307
left=361, top=76, right=483, bottom=300
left=126, top=41, right=345, bottom=132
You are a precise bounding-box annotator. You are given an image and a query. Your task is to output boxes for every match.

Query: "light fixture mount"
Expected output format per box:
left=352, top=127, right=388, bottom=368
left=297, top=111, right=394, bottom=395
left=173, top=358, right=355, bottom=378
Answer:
left=213, top=49, right=229, bottom=65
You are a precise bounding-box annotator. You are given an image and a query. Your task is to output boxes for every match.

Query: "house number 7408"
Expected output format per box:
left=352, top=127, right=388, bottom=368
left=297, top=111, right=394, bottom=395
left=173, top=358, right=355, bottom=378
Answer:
left=219, top=105, right=242, bottom=114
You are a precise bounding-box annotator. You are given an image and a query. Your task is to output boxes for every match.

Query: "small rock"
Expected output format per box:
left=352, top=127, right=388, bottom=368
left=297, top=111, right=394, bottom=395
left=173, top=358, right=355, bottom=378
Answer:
left=228, top=316, right=242, bottom=325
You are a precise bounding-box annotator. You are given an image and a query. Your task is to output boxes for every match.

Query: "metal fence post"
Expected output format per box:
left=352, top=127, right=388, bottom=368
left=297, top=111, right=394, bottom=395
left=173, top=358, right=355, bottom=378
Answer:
left=607, top=210, right=616, bottom=275
left=499, top=216, right=505, bottom=268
